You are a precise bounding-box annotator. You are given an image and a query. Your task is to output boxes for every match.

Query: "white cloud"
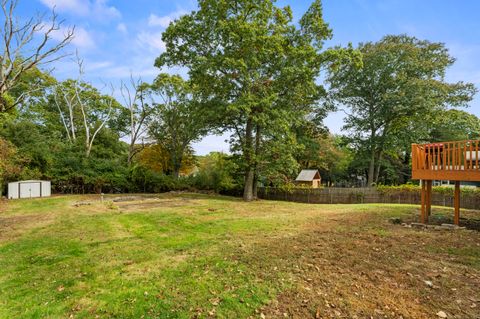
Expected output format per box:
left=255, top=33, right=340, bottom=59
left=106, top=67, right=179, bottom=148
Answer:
left=100, top=65, right=158, bottom=78
left=147, top=10, right=187, bottom=28
left=117, top=23, right=127, bottom=34
left=39, top=0, right=88, bottom=15
left=85, top=60, right=113, bottom=71
left=39, top=0, right=121, bottom=20
left=137, top=30, right=166, bottom=52
left=92, top=0, right=121, bottom=19
left=138, top=9, right=189, bottom=54
left=71, top=27, right=96, bottom=48
left=48, top=24, right=95, bottom=49
left=148, top=14, right=172, bottom=28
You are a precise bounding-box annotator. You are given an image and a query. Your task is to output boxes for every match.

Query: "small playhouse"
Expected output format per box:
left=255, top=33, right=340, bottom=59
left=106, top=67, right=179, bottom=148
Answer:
left=8, top=180, right=51, bottom=199
left=295, top=169, right=321, bottom=188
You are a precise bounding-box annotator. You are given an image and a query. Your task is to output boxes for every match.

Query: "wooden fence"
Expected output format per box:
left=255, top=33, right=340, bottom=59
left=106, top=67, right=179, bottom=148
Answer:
left=257, top=187, right=480, bottom=209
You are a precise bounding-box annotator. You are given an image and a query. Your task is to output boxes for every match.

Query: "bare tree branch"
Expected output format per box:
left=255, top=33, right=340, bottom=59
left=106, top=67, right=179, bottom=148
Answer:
left=87, top=93, right=113, bottom=157
left=121, top=74, right=154, bottom=164
left=53, top=56, right=115, bottom=157
left=0, top=0, right=74, bottom=112
left=53, top=87, right=72, bottom=142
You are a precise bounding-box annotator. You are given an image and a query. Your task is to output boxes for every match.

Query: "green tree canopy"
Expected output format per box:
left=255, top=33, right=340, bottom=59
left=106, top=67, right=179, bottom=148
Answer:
left=429, top=109, right=480, bottom=142
left=156, top=0, right=360, bottom=200
left=327, top=34, right=477, bottom=186
left=149, top=73, right=210, bottom=178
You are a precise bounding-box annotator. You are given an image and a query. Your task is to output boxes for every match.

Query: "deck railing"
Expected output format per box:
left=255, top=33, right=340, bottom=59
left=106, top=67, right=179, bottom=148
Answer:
left=411, top=140, right=480, bottom=224
left=412, top=140, right=480, bottom=180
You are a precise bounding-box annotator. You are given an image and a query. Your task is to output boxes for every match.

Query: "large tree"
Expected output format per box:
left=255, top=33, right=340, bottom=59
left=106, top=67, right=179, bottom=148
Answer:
left=149, top=74, right=209, bottom=178
left=157, top=0, right=359, bottom=200
left=327, top=35, right=476, bottom=186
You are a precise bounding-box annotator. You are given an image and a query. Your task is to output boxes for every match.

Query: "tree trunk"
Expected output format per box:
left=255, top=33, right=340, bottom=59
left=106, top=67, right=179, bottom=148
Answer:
left=173, top=168, right=180, bottom=179
left=252, top=124, right=261, bottom=200
left=374, top=165, right=381, bottom=184
left=374, top=151, right=383, bottom=184
left=243, top=117, right=254, bottom=201
left=367, top=149, right=375, bottom=187
left=128, top=144, right=134, bottom=165
left=244, top=167, right=254, bottom=201
left=367, top=125, right=377, bottom=187
left=252, top=171, right=258, bottom=199
left=172, top=155, right=182, bottom=179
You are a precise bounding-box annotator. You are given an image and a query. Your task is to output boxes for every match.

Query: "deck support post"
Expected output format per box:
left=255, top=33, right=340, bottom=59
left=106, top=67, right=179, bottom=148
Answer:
left=454, top=181, right=460, bottom=225
left=426, top=180, right=432, bottom=219
left=420, top=180, right=426, bottom=223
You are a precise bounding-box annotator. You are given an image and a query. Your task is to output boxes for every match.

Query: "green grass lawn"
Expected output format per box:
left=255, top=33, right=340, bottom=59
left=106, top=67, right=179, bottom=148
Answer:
left=0, top=194, right=479, bottom=318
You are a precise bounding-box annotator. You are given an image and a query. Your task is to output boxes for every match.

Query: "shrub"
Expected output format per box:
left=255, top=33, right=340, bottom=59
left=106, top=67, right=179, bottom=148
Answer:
left=376, top=184, right=480, bottom=197
left=190, top=152, right=240, bottom=193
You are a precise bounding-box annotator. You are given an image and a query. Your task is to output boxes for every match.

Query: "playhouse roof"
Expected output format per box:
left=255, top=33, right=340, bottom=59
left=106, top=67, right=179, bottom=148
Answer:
left=295, top=169, right=321, bottom=182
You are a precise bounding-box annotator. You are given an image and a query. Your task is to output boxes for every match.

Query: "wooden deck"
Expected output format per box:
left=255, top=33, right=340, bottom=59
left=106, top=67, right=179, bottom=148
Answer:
left=412, top=140, right=480, bottom=181
left=411, top=140, right=480, bottom=225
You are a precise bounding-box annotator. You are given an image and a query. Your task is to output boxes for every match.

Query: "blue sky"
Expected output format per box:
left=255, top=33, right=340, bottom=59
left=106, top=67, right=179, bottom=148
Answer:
left=18, top=0, right=480, bottom=154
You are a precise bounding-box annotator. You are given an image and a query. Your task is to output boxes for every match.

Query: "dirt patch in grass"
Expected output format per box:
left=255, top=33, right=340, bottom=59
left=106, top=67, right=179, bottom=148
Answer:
left=0, top=213, right=54, bottom=242
left=68, top=195, right=199, bottom=214
left=110, top=194, right=183, bottom=202
left=247, top=213, right=480, bottom=319
left=116, top=198, right=196, bottom=211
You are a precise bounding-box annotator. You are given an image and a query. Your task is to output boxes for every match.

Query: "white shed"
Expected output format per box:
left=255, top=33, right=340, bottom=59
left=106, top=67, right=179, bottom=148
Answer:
left=8, top=180, right=51, bottom=199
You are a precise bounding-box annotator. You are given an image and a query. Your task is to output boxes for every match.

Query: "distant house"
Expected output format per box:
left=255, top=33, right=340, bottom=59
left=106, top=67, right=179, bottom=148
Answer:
left=295, top=169, right=321, bottom=188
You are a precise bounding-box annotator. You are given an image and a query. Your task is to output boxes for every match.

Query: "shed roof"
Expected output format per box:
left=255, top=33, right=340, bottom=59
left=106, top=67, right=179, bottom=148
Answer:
left=8, top=180, right=50, bottom=184
left=295, top=169, right=321, bottom=182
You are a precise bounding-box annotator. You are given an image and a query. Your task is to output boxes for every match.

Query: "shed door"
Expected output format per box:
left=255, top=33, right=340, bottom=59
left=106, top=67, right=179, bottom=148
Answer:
left=19, top=183, right=41, bottom=198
